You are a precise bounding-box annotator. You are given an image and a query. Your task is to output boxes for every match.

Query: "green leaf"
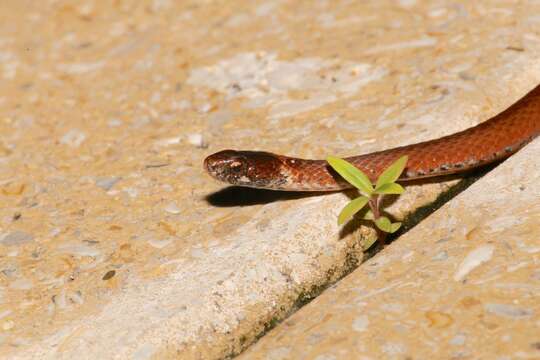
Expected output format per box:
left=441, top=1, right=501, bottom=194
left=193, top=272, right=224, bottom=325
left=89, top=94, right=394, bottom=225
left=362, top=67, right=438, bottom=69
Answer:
left=327, top=156, right=373, bottom=195
left=360, top=235, right=377, bottom=251
left=374, top=216, right=401, bottom=233
left=389, top=222, right=402, bottom=233
left=362, top=209, right=374, bottom=220
left=374, top=182, right=405, bottom=195
left=374, top=216, right=392, bottom=232
left=375, top=155, right=408, bottom=189
left=337, top=196, right=369, bottom=225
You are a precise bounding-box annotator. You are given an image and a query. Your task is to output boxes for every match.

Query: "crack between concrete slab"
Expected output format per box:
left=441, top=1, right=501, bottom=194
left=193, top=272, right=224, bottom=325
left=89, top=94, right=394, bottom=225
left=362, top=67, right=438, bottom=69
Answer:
left=385, top=166, right=494, bottom=244
left=228, top=164, right=497, bottom=359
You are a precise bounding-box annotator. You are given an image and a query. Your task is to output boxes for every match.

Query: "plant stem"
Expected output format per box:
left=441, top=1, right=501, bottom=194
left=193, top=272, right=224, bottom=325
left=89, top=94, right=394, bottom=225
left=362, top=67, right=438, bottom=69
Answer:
left=369, top=194, right=387, bottom=246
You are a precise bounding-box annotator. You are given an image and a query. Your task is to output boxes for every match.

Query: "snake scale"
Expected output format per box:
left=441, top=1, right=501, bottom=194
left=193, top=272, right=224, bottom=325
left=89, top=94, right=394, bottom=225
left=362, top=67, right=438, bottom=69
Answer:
left=205, top=85, right=540, bottom=191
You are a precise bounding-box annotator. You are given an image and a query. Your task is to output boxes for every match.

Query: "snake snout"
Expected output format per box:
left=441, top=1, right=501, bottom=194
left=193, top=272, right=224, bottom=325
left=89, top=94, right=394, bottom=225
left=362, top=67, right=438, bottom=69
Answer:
left=204, top=149, right=288, bottom=189
left=204, top=150, right=249, bottom=183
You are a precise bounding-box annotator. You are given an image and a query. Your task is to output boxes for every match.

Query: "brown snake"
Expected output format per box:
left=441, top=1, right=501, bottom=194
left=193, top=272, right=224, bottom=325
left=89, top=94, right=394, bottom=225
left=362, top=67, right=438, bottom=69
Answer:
left=205, top=85, right=540, bottom=191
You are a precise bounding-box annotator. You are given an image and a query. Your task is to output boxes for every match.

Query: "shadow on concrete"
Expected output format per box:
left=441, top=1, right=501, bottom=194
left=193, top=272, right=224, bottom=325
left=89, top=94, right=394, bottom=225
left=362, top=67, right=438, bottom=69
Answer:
left=337, top=164, right=497, bottom=242
left=205, top=186, right=337, bottom=207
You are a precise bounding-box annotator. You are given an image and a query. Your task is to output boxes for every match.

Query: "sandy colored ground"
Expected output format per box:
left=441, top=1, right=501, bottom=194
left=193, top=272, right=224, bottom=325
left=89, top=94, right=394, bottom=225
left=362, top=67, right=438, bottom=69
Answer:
left=0, top=0, right=538, bottom=358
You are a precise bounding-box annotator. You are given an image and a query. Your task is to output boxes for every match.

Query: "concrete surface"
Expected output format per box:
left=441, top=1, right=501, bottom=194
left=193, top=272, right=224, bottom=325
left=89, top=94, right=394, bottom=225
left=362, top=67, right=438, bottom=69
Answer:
left=239, top=137, right=540, bottom=359
left=0, top=0, right=539, bottom=359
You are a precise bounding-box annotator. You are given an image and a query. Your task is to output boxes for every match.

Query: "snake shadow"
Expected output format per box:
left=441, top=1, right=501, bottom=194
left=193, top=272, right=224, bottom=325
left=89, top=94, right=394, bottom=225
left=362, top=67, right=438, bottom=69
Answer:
left=205, top=186, right=338, bottom=207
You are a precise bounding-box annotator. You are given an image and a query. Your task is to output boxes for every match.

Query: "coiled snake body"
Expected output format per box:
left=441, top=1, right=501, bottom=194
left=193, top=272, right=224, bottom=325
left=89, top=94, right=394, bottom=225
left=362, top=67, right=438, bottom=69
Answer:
left=205, top=85, right=540, bottom=191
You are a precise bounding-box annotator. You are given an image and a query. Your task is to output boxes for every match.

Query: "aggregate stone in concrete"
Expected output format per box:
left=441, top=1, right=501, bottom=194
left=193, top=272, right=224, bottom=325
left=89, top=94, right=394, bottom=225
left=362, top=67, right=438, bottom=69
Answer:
left=0, top=0, right=539, bottom=359
left=239, top=138, right=540, bottom=360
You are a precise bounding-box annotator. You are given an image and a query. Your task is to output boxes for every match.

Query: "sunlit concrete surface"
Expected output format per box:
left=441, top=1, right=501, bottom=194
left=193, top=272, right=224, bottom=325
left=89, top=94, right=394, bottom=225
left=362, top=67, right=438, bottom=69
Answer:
left=240, top=137, right=540, bottom=359
left=0, top=1, right=539, bottom=358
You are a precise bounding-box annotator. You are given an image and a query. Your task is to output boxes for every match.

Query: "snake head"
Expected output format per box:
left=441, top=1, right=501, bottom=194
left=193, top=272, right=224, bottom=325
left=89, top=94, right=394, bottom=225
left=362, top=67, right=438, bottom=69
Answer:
left=204, top=150, right=285, bottom=189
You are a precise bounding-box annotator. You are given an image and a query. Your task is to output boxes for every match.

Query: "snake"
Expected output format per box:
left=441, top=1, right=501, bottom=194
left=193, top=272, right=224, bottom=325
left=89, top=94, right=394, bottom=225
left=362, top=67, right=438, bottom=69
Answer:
left=204, top=85, right=540, bottom=191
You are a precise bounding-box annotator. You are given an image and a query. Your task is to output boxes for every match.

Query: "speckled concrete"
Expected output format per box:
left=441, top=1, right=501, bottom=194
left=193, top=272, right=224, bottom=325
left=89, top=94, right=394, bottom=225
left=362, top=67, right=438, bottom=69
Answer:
left=0, top=0, right=539, bottom=359
left=239, top=137, right=540, bottom=360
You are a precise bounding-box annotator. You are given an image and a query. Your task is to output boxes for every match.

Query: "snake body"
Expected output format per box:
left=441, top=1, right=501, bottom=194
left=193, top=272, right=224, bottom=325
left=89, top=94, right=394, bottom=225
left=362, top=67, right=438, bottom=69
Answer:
left=205, top=85, right=540, bottom=191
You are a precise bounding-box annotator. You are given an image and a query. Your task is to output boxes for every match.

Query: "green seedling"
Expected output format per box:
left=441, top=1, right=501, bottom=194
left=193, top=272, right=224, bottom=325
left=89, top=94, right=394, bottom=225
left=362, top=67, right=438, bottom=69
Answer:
left=326, top=155, right=408, bottom=246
